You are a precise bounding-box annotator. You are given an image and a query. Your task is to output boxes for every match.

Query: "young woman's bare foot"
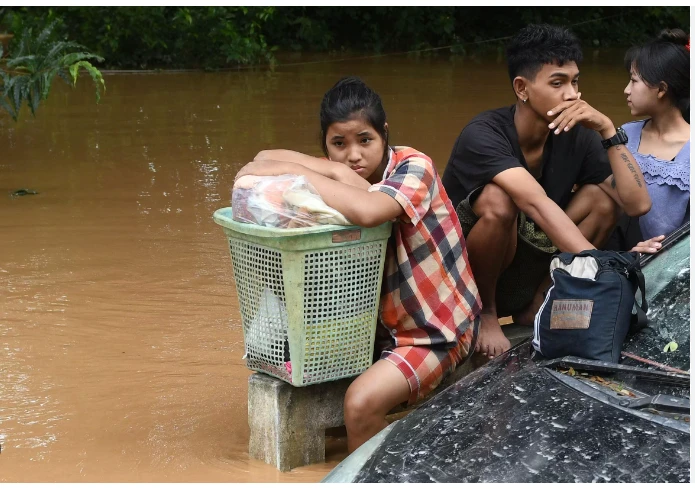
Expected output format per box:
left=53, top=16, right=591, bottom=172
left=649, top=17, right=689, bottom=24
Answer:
left=474, top=313, right=511, bottom=359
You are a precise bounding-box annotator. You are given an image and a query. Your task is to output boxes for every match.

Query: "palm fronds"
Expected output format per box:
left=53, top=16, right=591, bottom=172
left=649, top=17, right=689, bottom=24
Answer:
left=0, top=21, right=105, bottom=121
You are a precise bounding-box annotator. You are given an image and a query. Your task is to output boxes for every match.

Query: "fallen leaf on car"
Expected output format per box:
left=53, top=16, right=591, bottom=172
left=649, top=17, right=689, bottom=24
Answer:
left=586, top=376, right=635, bottom=396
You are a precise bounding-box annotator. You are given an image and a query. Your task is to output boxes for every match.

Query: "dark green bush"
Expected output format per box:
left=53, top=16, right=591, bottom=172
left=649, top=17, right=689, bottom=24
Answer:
left=262, top=7, right=689, bottom=54
left=4, top=6, right=276, bottom=70
left=1, top=7, right=689, bottom=70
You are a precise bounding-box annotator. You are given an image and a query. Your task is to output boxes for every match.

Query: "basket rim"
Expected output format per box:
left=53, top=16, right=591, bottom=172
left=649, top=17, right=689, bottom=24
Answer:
left=213, top=207, right=390, bottom=237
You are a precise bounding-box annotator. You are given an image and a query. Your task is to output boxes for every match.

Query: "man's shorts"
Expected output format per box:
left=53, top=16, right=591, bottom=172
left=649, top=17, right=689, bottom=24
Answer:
left=376, top=317, right=480, bottom=406
left=455, top=186, right=556, bottom=318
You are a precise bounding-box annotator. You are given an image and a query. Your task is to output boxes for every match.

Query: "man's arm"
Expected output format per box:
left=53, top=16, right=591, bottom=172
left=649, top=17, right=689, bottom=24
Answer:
left=254, top=149, right=370, bottom=190
left=493, top=168, right=594, bottom=253
left=546, top=95, right=651, bottom=216
left=236, top=159, right=402, bottom=227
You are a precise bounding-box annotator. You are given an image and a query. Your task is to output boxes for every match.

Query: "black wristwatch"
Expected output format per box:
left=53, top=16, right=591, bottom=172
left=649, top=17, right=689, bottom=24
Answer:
left=601, top=127, right=628, bottom=149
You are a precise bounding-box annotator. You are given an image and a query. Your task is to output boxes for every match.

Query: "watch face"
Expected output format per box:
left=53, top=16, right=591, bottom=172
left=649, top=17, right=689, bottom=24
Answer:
left=618, top=128, right=628, bottom=142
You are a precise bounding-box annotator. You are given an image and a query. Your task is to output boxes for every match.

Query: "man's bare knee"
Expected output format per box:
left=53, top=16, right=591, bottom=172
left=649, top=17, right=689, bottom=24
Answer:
left=587, top=185, right=618, bottom=217
left=575, top=184, right=618, bottom=218
left=473, top=184, right=518, bottom=224
left=571, top=184, right=620, bottom=247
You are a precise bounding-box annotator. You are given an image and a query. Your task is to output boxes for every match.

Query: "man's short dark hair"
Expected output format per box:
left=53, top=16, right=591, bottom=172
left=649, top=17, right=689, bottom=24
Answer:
left=506, top=24, right=583, bottom=82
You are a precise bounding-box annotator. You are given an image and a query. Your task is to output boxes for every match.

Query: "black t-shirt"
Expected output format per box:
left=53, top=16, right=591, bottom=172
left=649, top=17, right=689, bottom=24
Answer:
left=442, top=105, right=612, bottom=211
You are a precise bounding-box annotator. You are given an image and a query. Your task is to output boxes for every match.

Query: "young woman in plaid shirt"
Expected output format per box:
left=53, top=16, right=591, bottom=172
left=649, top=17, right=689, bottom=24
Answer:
left=236, top=77, right=482, bottom=452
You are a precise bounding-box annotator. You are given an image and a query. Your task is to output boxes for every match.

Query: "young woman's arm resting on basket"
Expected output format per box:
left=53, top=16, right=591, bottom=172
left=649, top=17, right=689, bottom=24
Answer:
left=253, top=149, right=371, bottom=190
left=236, top=158, right=402, bottom=227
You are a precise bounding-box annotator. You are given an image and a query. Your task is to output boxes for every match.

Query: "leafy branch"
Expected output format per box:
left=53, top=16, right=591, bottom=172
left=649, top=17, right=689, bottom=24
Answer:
left=0, top=21, right=105, bottom=121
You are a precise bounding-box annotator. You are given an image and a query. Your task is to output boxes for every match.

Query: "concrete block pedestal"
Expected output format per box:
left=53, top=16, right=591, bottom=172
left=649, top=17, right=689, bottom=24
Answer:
left=247, top=373, right=353, bottom=472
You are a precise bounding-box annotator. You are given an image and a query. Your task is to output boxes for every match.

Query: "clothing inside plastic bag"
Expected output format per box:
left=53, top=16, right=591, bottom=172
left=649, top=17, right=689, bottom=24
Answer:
left=244, top=287, right=290, bottom=363
left=232, top=174, right=352, bottom=228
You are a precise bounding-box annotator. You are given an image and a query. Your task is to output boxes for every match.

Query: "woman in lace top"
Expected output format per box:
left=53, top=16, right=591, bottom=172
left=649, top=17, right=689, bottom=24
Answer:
left=616, top=28, right=690, bottom=252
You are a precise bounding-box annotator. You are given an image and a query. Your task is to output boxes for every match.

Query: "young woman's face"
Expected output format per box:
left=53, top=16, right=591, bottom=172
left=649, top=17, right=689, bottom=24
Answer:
left=624, top=67, right=660, bottom=117
left=325, top=116, right=387, bottom=183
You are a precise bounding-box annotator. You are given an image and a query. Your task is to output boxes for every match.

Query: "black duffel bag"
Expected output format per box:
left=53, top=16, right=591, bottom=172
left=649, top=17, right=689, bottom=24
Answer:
left=532, top=250, right=648, bottom=363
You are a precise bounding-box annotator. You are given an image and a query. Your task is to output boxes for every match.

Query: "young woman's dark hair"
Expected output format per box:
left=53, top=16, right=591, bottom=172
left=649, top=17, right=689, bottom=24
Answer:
left=624, top=28, right=690, bottom=122
left=506, top=24, right=583, bottom=83
left=319, top=76, right=389, bottom=159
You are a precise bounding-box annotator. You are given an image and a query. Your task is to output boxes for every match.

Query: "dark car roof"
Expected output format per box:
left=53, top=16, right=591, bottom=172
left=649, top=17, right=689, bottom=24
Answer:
left=351, top=225, right=690, bottom=483
left=353, top=345, right=690, bottom=483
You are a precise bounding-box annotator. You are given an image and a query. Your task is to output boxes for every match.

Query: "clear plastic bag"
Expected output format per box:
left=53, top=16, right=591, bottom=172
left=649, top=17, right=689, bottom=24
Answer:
left=232, top=174, right=351, bottom=228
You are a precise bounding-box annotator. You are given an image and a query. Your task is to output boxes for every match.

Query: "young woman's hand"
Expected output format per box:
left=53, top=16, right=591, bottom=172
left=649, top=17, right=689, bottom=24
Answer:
left=631, top=234, right=666, bottom=254
left=547, top=93, right=615, bottom=139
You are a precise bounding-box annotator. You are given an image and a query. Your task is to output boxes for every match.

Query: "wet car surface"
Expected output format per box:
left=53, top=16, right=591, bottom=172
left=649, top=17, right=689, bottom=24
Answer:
left=323, top=223, right=690, bottom=483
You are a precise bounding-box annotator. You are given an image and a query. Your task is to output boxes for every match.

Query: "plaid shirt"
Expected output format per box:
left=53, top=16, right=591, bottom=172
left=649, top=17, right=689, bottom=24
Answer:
left=369, top=146, right=482, bottom=347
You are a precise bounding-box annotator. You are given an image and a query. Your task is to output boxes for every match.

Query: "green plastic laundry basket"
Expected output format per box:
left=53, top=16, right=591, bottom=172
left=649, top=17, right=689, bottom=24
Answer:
left=213, top=207, right=391, bottom=386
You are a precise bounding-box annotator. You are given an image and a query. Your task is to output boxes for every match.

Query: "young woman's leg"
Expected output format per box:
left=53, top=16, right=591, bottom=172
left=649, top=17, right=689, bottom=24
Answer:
left=343, top=359, right=410, bottom=452
left=344, top=326, right=475, bottom=452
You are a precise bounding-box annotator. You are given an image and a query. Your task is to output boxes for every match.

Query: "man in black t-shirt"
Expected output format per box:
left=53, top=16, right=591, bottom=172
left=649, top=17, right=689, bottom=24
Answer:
left=442, top=24, right=652, bottom=359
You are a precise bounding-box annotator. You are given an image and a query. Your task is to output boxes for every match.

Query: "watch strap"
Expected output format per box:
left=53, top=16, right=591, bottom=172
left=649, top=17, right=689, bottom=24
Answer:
left=601, top=127, right=628, bottom=149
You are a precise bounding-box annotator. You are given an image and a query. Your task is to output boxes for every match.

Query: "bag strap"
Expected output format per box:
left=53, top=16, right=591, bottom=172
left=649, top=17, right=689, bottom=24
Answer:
left=629, top=266, right=649, bottom=334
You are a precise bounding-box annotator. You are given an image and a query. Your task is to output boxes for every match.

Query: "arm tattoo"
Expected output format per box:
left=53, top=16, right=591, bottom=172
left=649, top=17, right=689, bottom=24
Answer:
left=622, top=153, right=643, bottom=188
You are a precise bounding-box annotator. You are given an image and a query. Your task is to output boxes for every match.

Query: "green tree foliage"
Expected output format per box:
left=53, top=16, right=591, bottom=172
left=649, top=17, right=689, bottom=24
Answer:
left=0, top=21, right=105, bottom=121
left=262, top=6, right=689, bottom=54
left=4, top=6, right=276, bottom=70
left=1, top=7, right=689, bottom=70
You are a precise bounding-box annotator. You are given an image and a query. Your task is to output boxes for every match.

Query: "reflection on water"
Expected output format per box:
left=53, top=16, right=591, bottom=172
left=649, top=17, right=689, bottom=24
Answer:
left=0, top=50, right=635, bottom=482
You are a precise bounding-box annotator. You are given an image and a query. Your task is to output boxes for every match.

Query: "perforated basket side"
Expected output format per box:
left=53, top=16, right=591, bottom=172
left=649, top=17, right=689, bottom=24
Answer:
left=227, top=238, right=291, bottom=382
left=293, top=240, right=388, bottom=385
left=214, top=207, right=393, bottom=386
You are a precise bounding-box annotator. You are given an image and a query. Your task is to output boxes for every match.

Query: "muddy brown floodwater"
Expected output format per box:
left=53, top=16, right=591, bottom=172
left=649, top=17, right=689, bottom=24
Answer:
left=0, top=50, right=634, bottom=482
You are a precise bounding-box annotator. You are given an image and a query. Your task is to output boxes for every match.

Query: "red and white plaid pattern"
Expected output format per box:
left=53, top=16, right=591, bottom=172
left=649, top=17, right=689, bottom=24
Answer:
left=369, top=146, right=482, bottom=403
left=378, top=324, right=478, bottom=404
